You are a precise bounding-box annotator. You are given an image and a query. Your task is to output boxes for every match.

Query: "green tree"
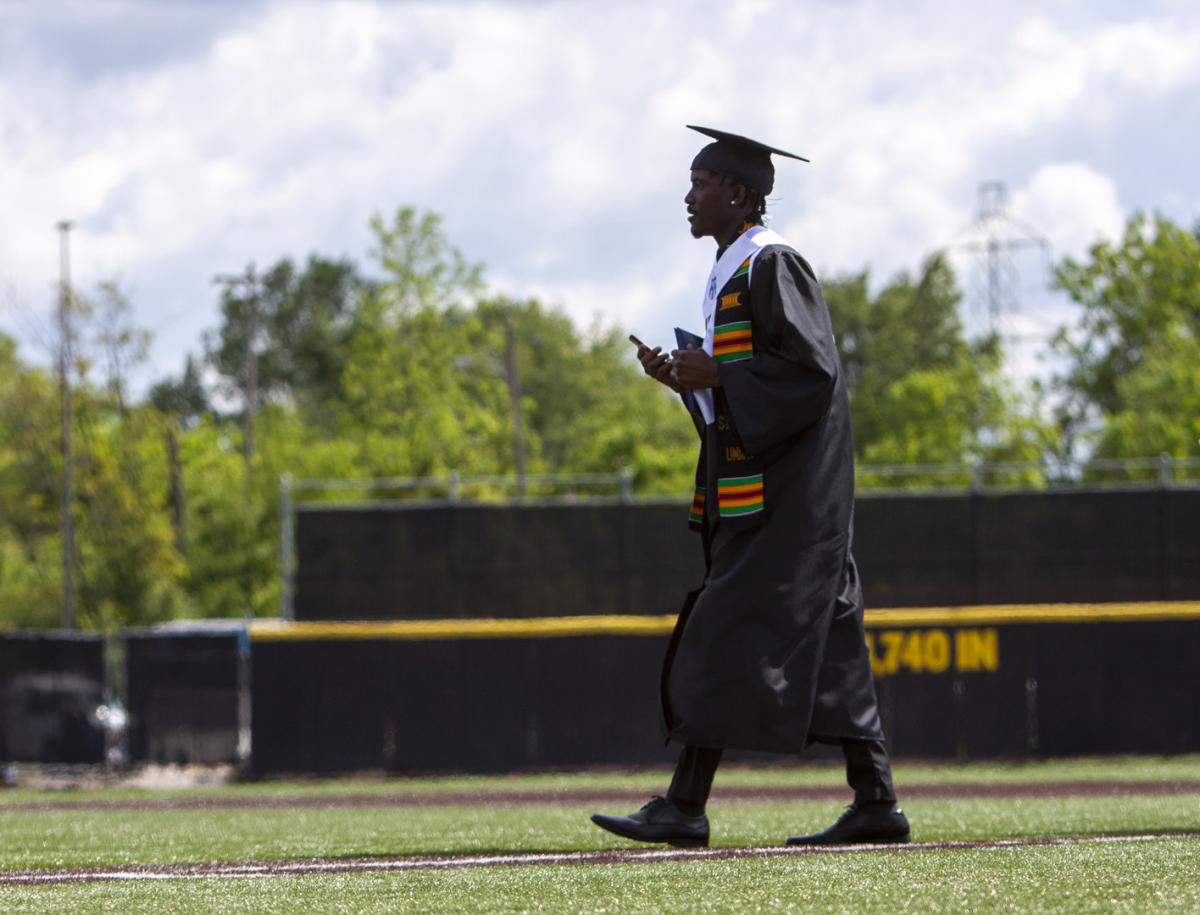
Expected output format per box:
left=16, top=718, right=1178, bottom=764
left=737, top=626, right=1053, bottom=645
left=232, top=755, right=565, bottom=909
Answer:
left=88, top=280, right=150, bottom=414
left=1052, top=213, right=1200, bottom=463
left=339, top=302, right=511, bottom=478
left=473, top=298, right=696, bottom=492
left=205, top=256, right=364, bottom=421
left=366, top=207, right=484, bottom=318
left=0, top=334, right=62, bottom=629
left=171, top=416, right=272, bottom=617
left=0, top=327, right=190, bottom=630
left=71, top=403, right=189, bottom=628
left=334, top=208, right=506, bottom=478
left=824, top=254, right=1054, bottom=485
left=338, top=290, right=696, bottom=492
left=67, top=281, right=189, bottom=628
left=149, top=355, right=211, bottom=428
left=1093, top=329, right=1200, bottom=467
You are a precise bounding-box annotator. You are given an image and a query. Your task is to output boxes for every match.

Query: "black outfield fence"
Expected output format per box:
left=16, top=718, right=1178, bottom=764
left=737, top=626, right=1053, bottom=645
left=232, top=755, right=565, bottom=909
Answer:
left=247, top=603, right=1200, bottom=776
left=294, top=502, right=698, bottom=620
left=249, top=623, right=669, bottom=776
left=864, top=488, right=1200, bottom=607
left=293, top=489, right=1200, bottom=620
left=865, top=607, right=1200, bottom=757
left=7, top=605, right=1198, bottom=772
left=0, top=632, right=108, bottom=763
left=122, top=626, right=247, bottom=766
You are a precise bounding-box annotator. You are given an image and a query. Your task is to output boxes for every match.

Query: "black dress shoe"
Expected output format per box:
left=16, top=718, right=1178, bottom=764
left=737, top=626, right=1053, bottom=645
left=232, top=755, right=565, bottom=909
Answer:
left=591, top=796, right=710, bottom=848
left=786, top=802, right=911, bottom=845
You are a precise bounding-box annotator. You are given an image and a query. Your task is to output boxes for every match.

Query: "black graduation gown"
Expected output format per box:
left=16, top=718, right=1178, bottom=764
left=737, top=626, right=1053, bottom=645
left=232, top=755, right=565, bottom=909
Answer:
left=661, top=242, right=885, bottom=753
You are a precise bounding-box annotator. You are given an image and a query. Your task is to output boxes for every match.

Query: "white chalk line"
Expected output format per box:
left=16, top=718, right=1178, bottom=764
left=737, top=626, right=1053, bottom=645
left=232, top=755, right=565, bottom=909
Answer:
left=5, top=833, right=1199, bottom=886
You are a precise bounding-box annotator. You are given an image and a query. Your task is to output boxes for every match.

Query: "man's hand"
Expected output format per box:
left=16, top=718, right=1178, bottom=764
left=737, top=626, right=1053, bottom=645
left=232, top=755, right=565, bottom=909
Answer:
left=637, top=344, right=684, bottom=393
left=670, top=346, right=721, bottom=390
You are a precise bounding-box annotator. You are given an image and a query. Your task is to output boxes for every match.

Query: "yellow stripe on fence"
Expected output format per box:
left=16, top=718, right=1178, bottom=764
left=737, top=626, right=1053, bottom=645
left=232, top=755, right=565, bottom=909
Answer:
left=250, top=615, right=677, bottom=641
left=866, top=602, right=1200, bottom=627
left=249, top=601, right=1200, bottom=642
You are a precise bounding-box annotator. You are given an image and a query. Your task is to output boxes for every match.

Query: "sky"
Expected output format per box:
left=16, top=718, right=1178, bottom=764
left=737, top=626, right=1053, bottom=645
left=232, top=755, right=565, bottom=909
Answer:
left=2, top=0, right=1198, bottom=394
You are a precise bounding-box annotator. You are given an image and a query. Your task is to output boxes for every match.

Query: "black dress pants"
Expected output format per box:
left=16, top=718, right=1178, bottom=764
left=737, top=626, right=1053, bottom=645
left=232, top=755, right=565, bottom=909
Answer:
left=666, top=739, right=897, bottom=815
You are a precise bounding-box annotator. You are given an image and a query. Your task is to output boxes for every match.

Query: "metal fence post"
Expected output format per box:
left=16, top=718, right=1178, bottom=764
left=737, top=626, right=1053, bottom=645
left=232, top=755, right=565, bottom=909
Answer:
left=279, top=473, right=294, bottom=621
left=618, top=468, right=634, bottom=504
left=1159, top=454, right=1173, bottom=488
left=970, top=461, right=985, bottom=494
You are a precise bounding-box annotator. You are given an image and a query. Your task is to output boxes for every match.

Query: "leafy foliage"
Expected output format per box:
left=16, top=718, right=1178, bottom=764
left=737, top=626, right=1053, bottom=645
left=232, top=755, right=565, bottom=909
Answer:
left=205, top=255, right=364, bottom=421
left=825, top=255, right=1056, bottom=485
left=2, top=205, right=1112, bottom=629
left=1052, top=213, right=1200, bottom=464
left=0, top=332, right=188, bottom=629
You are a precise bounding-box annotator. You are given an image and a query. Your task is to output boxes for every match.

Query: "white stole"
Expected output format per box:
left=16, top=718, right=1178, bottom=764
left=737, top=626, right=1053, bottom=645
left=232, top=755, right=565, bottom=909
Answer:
left=693, top=225, right=789, bottom=424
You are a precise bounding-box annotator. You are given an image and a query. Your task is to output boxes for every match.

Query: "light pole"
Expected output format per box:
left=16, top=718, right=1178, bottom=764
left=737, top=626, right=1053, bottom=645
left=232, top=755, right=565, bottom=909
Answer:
left=56, top=220, right=76, bottom=630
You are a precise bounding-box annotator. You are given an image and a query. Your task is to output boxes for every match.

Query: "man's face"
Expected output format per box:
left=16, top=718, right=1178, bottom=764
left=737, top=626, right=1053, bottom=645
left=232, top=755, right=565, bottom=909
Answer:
left=684, top=168, right=733, bottom=240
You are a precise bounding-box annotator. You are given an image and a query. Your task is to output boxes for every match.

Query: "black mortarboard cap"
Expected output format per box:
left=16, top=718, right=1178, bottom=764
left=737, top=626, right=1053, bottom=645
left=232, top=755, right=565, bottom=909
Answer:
left=687, top=125, right=808, bottom=196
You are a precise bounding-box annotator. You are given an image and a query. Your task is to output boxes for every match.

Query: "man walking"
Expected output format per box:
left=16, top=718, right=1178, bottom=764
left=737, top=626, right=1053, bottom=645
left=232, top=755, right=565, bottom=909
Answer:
left=591, top=125, right=909, bottom=848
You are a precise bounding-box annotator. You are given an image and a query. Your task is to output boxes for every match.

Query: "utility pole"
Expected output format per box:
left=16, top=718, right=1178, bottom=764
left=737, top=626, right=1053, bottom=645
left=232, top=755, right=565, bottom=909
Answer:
left=947, top=181, right=1050, bottom=334
left=214, top=265, right=260, bottom=465
left=56, top=221, right=76, bottom=630
left=166, top=420, right=187, bottom=556
left=242, top=267, right=258, bottom=464
left=503, top=320, right=528, bottom=498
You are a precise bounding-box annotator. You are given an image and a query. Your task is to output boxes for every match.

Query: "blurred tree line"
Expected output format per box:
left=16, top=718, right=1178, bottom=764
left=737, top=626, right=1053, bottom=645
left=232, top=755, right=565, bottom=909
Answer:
left=1, top=208, right=1195, bottom=630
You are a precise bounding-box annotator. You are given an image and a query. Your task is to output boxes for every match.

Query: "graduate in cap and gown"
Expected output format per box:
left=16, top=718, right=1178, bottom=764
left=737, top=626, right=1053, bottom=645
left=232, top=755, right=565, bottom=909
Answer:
left=591, top=126, right=910, bottom=848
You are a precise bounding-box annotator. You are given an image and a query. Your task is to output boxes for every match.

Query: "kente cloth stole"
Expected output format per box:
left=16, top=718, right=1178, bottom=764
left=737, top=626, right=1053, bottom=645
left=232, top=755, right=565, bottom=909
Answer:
left=688, top=485, right=706, bottom=529
left=717, top=472, right=764, bottom=518
left=693, top=225, right=788, bottom=424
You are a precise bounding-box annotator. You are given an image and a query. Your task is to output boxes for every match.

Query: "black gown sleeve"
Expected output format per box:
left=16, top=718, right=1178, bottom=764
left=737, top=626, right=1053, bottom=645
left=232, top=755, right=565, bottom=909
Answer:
left=716, top=246, right=839, bottom=456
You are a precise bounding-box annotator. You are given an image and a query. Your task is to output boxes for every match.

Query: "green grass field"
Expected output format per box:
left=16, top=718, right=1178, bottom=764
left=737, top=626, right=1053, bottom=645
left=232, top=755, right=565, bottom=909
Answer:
left=2, top=756, right=1198, bottom=913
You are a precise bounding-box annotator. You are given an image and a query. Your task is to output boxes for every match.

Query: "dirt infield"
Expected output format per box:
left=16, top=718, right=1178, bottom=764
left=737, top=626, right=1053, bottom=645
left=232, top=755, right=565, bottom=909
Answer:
left=3, top=833, right=1199, bottom=886
left=3, top=779, right=1199, bottom=814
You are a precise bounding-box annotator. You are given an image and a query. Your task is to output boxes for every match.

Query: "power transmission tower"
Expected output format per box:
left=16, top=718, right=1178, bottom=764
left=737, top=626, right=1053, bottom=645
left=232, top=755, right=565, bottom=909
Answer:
left=214, top=265, right=260, bottom=465
left=947, top=181, right=1050, bottom=335
left=56, top=221, right=77, bottom=630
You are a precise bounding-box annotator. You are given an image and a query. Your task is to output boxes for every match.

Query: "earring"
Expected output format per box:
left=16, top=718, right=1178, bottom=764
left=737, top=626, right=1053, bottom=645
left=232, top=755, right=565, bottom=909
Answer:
left=729, top=200, right=737, bottom=205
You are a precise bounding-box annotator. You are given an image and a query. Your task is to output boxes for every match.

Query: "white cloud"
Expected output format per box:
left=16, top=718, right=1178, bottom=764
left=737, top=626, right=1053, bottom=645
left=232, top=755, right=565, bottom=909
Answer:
left=1, top=0, right=1199, bottom=391
left=1014, top=162, right=1125, bottom=260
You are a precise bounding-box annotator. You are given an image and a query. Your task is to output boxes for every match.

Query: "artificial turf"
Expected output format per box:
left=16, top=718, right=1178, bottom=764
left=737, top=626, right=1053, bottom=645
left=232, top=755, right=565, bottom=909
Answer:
left=1, top=796, right=1198, bottom=871
left=1, top=757, right=1198, bottom=912
left=3, top=839, right=1199, bottom=913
